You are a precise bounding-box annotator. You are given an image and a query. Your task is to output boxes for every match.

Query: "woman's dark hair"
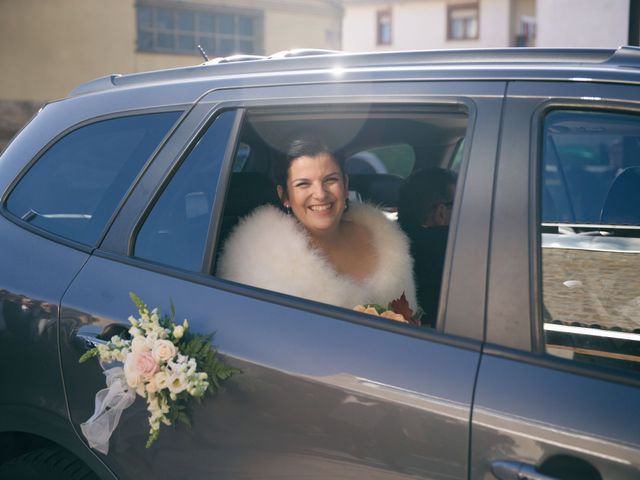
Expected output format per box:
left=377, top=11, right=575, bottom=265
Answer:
left=397, top=167, right=457, bottom=231
left=272, top=134, right=345, bottom=195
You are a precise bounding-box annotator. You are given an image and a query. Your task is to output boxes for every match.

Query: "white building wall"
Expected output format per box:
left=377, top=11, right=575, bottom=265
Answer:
left=342, top=4, right=378, bottom=51
left=536, top=0, right=629, bottom=47
left=343, top=0, right=513, bottom=52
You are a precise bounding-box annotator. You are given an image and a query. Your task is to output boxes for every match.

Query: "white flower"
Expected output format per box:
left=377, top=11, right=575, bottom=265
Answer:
left=131, top=336, right=152, bottom=354
left=168, top=373, right=188, bottom=395
left=153, top=370, right=170, bottom=390
left=152, top=339, right=176, bottom=363
left=129, top=326, right=141, bottom=337
left=173, top=325, right=184, bottom=339
left=146, top=380, right=158, bottom=394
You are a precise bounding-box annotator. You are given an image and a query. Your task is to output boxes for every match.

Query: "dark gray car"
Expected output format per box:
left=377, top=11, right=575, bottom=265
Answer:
left=1, top=47, right=639, bottom=480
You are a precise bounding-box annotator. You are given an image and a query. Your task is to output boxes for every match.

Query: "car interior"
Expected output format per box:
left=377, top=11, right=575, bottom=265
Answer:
left=214, top=106, right=468, bottom=261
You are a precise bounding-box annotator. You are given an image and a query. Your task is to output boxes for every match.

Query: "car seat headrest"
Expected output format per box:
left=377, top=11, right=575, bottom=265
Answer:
left=600, top=166, right=640, bottom=225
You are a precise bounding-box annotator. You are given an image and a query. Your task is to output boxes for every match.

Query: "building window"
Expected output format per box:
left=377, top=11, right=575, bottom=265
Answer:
left=516, top=15, right=536, bottom=47
left=447, top=4, right=479, bottom=40
left=137, top=3, right=262, bottom=56
left=377, top=9, right=392, bottom=45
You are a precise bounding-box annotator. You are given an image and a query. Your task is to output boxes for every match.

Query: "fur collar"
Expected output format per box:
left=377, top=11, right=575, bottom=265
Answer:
left=217, top=203, right=417, bottom=310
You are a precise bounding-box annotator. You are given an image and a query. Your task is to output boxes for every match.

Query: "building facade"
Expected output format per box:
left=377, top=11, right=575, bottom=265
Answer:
left=343, top=0, right=535, bottom=52
left=342, top=0, right=633, bottom=52
left=0, top=0, right=342, bottom=149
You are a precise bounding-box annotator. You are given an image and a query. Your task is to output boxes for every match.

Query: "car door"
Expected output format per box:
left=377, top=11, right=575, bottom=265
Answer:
left=60, top=79, right=505, bottom=480
left=472, top=80, right=640, bottom=479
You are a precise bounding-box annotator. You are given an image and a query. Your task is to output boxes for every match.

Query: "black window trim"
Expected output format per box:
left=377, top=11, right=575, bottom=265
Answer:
left=0, top=106, right=188, bottom=252
left=126, top=108, right=244, bottom=273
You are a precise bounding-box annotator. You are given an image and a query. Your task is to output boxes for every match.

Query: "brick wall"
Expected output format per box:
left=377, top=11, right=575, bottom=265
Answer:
left=543, top=247, right=640, bottom=332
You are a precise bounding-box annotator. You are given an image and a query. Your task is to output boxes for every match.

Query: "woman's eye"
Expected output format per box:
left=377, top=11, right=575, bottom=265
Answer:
left=325, top=177, right=338, bottom=184
left=294, top=182, right=309, bottom=188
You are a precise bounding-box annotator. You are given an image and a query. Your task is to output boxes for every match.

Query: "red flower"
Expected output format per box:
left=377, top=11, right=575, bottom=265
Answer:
left=389, top=293, right=420, bottom=326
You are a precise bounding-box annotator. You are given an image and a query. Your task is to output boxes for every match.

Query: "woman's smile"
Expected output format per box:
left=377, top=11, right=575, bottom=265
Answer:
left=279, top=152, right=348, bottom=237
left=308, top=203, right=333, bottom=212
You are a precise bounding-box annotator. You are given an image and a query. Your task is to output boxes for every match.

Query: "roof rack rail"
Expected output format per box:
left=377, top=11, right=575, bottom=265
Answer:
left=68, top=74, right=122, bottom=97
left=68, top=47, right=640, bottom=98
left=203, top=54, right=267, bottom=65
left=268, top=49, right=342, bottom=59
left=604, top=45, right=640, bottom=67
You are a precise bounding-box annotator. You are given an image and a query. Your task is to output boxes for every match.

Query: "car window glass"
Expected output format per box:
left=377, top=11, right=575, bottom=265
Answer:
left=346, top=144, right=415, bottom=177
left=134, top=111, right=235, bottom=272
left=541, top=110, right=640, bottom=374
left=6, top=112, right=180, bottom=246
left=214, top=106, right=467, bottom=330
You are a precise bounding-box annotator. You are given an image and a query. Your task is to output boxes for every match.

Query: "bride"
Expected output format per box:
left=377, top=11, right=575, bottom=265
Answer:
left=217, top=135, right=417, bottom=312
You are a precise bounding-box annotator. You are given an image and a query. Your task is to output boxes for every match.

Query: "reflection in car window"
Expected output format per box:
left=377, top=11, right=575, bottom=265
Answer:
left=134, top=111, right=235, bottom=272
left=6, top=112, right=180, bottom=246
left=541, top=110, right=640, bottom=374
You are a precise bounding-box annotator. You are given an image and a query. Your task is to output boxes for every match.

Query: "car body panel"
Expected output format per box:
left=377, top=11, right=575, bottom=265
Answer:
left=472, top=80, right=640, bottom=479
left=61, top=255, right=480, bottom=480
left=57, top=79, right=504, bottom=479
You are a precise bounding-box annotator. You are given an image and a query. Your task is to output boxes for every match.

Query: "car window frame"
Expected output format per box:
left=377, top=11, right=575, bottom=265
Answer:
left=96, top=79, right=506, bottom=348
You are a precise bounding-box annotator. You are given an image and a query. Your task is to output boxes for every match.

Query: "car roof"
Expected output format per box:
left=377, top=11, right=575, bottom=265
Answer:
left=69, top=46, right=640, bottom=98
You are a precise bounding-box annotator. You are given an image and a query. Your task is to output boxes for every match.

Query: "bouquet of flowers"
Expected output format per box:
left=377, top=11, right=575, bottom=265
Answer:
left=354, top=292, right=422, bottom=326
left=79, top=293, right=239, bottom=453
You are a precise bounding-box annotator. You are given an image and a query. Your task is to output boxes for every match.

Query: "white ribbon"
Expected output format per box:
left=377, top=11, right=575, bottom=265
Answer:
left=80, top=367, right=136, bottom=454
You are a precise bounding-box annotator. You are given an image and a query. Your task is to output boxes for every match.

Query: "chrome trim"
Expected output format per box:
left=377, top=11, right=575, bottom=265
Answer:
left=544, top=323, right=640, bottom=342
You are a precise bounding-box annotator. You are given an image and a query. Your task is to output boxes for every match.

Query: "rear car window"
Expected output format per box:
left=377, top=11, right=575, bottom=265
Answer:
left=5, top=111, right=180, bottom=246
left=541, top=110, right=640, bottom=374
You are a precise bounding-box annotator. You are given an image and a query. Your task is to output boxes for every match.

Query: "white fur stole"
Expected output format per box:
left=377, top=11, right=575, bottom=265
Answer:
left=216, top=203, right=417, bottom=310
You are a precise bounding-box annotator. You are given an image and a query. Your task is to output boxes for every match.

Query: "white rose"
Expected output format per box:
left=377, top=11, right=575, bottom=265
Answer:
left=131, top=336, right=152, bottom=354
left=152, top=339, right=176, bottom=363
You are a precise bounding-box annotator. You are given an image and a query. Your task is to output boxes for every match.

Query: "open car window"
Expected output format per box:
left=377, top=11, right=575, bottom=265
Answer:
left=212, top=105, right=467, bottom=329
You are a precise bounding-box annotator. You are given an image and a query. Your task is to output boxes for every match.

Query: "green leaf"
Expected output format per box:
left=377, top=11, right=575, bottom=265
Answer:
left=129, top=292, right=147, bottom=313
left=146, top=429, right=159, bottom=449
left=176, top=411, right=191, bottom=428
left=170, top=299, right=176, bottom=323
left=79, top=347, right=99, bottom=364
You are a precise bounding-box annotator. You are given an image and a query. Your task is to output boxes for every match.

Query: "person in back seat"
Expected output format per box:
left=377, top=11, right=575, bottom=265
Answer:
left=398, top=168, right=457, bottom=327
left=216, top=134, right=417, bottom=314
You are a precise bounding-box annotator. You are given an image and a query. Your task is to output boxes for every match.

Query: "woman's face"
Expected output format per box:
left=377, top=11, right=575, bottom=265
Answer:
left=279, top=152, right=348, bottom=236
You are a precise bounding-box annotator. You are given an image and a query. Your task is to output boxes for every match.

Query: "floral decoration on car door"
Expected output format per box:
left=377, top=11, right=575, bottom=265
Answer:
left=79, top=293, right=239, bottom=453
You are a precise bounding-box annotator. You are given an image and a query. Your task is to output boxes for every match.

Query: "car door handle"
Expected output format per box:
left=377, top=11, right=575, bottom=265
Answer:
left=75, top=332, right=108, bottom=350
left=492, top=460, right=560, bottom=480
left=74, top=323, right=129, bottom=352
